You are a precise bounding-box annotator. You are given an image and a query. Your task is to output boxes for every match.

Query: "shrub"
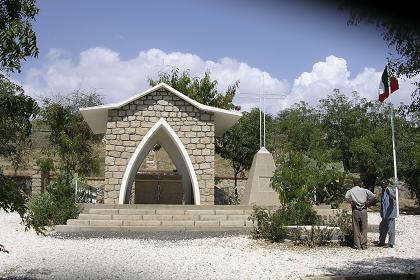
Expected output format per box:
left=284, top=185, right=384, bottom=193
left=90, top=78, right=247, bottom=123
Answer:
left=249, top=206, right=288, bottom=242
left=27, top=192, right=54, bottom=230
left=289, top=226, right=335, bottom=247
left=284, top=201, right=319, bottom=226
left=329, top=210, right=353, bottom=247
left=27, top=178, right=80, bottom=230
left=249, top=201, right=318, bottom=243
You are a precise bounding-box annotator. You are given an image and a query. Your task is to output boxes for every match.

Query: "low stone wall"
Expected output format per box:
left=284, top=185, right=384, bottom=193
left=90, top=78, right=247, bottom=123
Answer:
left=214, top=177, right=247, bottom=204
left=86, top=177, right=105, bottom=203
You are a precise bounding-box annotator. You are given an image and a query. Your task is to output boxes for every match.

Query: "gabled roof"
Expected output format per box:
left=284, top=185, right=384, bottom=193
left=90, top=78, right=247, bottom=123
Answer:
left=80, top=83, right=242, bottom=136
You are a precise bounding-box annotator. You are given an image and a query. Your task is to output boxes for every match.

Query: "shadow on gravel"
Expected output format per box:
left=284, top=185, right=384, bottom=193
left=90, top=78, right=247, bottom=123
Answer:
left=49, top=231, right=249, bottom=241
left=0, top=268, right=52, bottom=280
left=400, top=206, right=420, bottom=215
left=0, top=277, right=38, bottom=280
left=323, top=257, right=420, bottom=277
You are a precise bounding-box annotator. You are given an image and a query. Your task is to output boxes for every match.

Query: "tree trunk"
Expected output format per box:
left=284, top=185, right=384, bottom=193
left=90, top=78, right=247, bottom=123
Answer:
left=234, top=172, right=238, bottom=198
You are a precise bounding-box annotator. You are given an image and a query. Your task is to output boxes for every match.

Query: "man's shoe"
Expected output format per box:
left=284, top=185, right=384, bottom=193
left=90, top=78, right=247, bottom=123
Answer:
left=375, top=243, right=385, bottom=247
left=388, top=244, right=394, bottom=248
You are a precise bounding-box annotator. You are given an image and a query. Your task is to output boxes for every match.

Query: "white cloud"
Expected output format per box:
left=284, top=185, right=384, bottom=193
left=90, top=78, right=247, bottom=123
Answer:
left=20, top=49, right=416, bottom=114
left=283, top=55, right=416, bottom=110
left=22, top=47, right=289, bottom=113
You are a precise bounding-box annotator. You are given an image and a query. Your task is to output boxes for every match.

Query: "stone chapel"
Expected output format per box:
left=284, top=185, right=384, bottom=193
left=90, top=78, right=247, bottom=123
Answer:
left=80, top=83, right=242, bottom=205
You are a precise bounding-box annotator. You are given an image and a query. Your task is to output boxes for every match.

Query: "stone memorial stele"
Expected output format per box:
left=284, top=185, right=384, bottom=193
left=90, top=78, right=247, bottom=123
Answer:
left=241, top=147, right=280, bottom=206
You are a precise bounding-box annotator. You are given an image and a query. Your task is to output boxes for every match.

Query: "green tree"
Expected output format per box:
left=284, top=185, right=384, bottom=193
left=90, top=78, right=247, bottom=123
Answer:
left=0, top=76, right=38, bottom=157
left=349, top=99, right=420, bottom=198
left=271, top=150, right=350, bottom=207
left=319, top=90, right=371, bottom=171
left=351, top=127, right=393, bottom=189
left=0, top=1, right=39, bottom=249
left=273, top=102, right=325, bottom=157
left=0, top=76, right=39, bottom=231
left=338, top=1, right=420, bottom=112
left=397, top=119, right=420, bottom=206
left=9, top=137, right=30, bottom=175
left=25, top=90, right=103, bottom=231
left=149, top=68, right=240, bottom=110
left=40, top=90, right=104, bottom=184
left=349, top=102, right=393, bottom=189
left=0, top=0, right=39, bottom=74
left=215, top=108, right=261, bottom=196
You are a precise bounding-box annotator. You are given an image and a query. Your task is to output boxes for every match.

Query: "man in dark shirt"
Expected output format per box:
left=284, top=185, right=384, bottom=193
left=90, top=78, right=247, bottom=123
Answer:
left=377, top=179, right=397, bottom=248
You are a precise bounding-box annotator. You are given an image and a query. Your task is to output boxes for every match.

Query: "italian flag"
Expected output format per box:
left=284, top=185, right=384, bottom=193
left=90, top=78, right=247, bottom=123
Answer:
left=379, top=66, right=399, bottom=103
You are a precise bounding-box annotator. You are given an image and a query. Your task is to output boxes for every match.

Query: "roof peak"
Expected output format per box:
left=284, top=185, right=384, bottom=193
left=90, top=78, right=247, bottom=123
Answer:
left=79, top=83, right=242, bottom=136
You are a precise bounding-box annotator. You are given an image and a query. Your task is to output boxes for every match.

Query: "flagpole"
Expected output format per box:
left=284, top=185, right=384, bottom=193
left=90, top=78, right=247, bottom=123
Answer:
left=387, top=62, right=400, bottom=217
left=389, top=97, right=400, bottom=217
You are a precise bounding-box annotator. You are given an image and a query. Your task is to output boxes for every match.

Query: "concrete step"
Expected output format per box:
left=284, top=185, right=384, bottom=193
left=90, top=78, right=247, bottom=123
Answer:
left=56, top=223, right=379, bottom=234
left=58, top=204, right=256, bottom=233
left=78, top=213, right=252, bottom=221
left=84, top=208, right=254, bottom=216
left=54, top=225, right=252, bottom=233
left=58, top=204, right=347, bottom=233
left=83, top=208, right=339, bottom=219
left=79, top=204, right=256, bottom=214
left=60, top=220, right=379, bottom=233
left=55, top=219, right=253, bottom=232
left=80, top=204, right=255, bottom=210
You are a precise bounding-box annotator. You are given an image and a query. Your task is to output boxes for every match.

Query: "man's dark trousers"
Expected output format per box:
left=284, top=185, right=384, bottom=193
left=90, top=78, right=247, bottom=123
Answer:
left=379, top=218, right=395, bottom=246
left=352, top=208, right=368, bottom=249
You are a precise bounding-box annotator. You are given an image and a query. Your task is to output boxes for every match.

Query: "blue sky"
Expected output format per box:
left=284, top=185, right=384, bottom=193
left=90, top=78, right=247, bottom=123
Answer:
left=15, top=0, right=414, bottom=113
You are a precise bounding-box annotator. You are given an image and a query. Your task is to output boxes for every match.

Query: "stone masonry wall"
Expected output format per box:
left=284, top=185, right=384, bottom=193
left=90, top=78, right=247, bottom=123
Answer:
left=215, top=177, right=248, bottom=200
left=104, top=88, right=215, bottom=205
left=31, top=163, right=42, bottom=194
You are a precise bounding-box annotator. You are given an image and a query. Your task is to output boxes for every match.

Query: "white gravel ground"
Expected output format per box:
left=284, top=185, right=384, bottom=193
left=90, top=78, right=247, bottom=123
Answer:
left=1, top=211, right=419, bottom=280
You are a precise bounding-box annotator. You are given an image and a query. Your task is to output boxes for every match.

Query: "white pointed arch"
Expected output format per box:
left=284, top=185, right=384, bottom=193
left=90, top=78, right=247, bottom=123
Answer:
left=118, top=118, right=200, bottom=205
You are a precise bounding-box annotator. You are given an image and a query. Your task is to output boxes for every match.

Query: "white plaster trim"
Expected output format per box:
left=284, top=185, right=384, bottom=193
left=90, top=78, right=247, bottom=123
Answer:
left=80, top=83, right=242, bottom=135
left=118, top=118, right=201, bottom=205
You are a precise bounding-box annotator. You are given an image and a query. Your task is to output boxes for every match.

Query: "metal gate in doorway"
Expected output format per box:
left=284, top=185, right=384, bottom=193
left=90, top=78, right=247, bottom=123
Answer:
left=134, top=172, right=185, bottom=204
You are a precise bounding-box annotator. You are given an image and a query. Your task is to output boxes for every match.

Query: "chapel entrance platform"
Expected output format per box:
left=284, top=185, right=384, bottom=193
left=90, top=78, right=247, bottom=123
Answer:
left=54, top=204, right=255, bottom=233
left=54, top=204, right=342, bottom=233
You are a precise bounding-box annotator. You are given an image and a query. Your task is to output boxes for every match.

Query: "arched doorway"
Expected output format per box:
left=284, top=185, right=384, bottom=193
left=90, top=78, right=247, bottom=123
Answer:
left=118, top=118, right=200, bottom=205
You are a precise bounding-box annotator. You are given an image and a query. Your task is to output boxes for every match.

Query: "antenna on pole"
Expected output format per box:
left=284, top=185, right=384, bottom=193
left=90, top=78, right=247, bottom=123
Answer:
left=153, top=58, right=175, bottom=78
left=237, top=73, right=286, bottom=149
left=262, top=74, right=266, bottom=148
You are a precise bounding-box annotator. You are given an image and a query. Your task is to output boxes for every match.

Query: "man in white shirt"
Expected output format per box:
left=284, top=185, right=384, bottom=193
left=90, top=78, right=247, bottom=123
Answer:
left=345, top=179, right=375, bottom=250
